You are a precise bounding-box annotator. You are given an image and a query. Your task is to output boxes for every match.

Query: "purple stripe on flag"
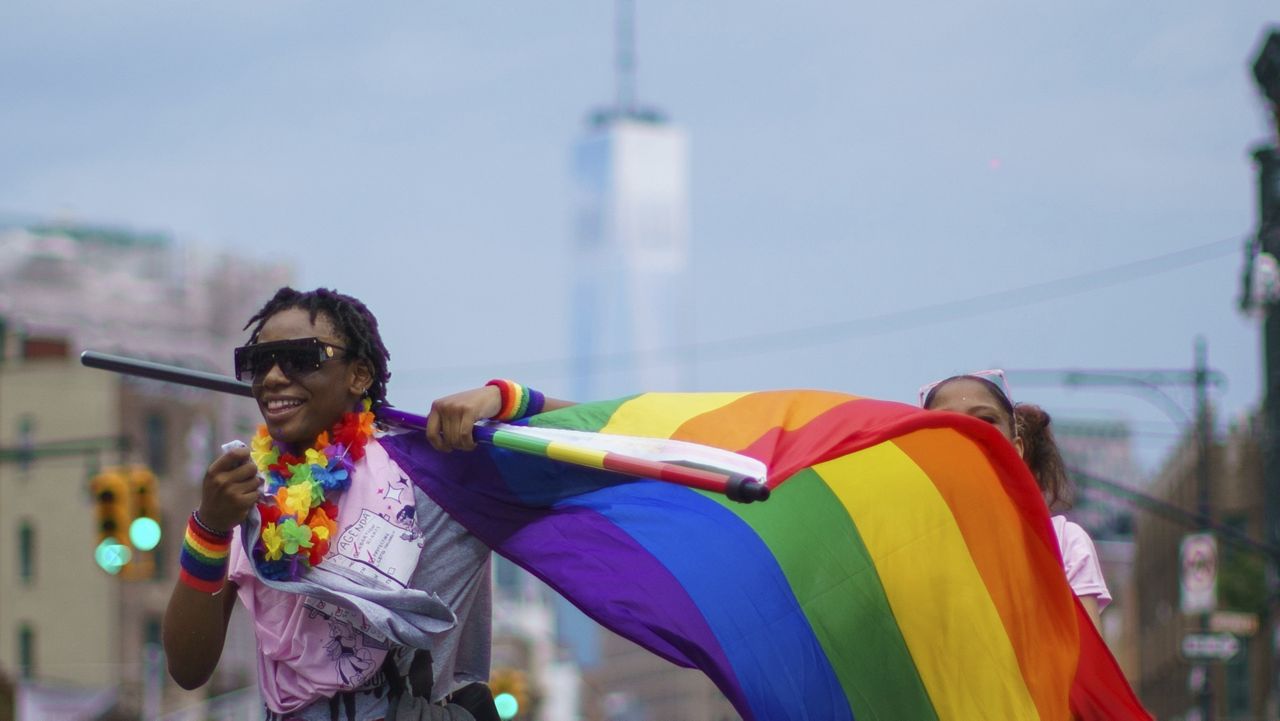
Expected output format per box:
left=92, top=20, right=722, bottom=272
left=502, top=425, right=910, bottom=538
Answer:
left=380, top=433, right=750, bottom=714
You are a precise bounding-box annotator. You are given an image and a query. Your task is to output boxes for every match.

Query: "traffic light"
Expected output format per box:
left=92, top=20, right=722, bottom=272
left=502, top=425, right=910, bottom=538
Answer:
left=120, top=465, right=159, bottom=580
left=90, top=466, right=161, bottom=577
left=90, top=469, right=132, bottom=574
left=489, top=668, right=528, bottom=720
left=127, top=466, right=161, bottom=551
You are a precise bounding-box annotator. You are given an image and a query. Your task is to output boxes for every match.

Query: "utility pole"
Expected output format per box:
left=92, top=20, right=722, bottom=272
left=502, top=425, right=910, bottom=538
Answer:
left=1245, top=26, right=1280, bottom=718
left=1007, top=357, right=1226, bottom=718
left=1195, top=337, right=1215, bottom=721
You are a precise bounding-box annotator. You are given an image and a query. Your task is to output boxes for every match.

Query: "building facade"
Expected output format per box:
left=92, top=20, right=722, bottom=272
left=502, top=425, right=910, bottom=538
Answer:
left=570, top=111, right=692, bottom=402
left=1134, top=412, right=1269, bottom=720
left=566, top=110, right=740, bottom=718
left=0, top=222, right=288, bottom=718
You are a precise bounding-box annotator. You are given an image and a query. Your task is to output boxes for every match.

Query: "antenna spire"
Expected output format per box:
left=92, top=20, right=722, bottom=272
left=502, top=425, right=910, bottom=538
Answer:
left=615, top=0, right=636, bottom=115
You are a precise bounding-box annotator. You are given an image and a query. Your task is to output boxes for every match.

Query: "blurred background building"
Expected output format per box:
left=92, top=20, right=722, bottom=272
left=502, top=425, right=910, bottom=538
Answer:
left=569, top=3, right=692, bottom=403
left=563, top=3, right=731, bottom=719
left=0, top=221, right=288, bottom=719
left=1134, top=411, right=1268, bottom=720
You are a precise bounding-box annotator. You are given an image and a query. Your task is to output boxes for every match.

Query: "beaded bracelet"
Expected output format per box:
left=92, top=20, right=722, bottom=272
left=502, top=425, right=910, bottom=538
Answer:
left=180, top=512, right=232, bottom=594
left=191, top=509, right=231, bottom=539
left=486, top=379, right=546, bottom=421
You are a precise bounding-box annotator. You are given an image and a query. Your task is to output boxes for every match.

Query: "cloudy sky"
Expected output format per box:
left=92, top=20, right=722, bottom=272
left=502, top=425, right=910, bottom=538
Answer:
left=2, top=2, right=1276, bottom=470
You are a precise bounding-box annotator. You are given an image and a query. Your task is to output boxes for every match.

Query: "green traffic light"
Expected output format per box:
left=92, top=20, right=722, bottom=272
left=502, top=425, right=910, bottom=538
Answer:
left=494, top=692, right=519, bottom=720
left=129, top=517, right=162, bottom=551
left=94, top=539, right=132, bottom=574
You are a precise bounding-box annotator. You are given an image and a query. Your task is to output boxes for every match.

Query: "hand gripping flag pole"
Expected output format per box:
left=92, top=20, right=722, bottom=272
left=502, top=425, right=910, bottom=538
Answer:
left=80, top=351, right=770, bottom=503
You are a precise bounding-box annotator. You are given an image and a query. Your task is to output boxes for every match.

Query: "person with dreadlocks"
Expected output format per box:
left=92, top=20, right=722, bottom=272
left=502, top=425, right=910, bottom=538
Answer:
left=163, top=287, right=500, bottom=721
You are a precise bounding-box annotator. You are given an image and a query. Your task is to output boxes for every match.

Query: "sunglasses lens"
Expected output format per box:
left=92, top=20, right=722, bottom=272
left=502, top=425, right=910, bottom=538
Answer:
left=235, top=343, right=324, bottom=382
left=277, top=348, right=321, bottom=378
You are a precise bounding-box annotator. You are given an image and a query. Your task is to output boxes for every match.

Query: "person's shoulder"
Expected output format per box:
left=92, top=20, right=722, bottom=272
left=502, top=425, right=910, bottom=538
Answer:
left=1051, top=514, right=1089, bottom=537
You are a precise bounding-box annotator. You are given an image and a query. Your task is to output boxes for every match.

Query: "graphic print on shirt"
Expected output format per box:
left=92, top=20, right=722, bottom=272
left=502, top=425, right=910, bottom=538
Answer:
left=325, top=462, right=427, bottom=591
left=304, top=598, right=392, bottom=646
left=324, top=617, right=377, bottom=687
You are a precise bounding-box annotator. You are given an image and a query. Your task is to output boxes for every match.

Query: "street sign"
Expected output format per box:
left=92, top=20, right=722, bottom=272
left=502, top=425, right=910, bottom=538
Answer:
left=1180, top=533, right=1217, bottom=615
left=1182, top=633, right=1241, bottom=662
left=1209, top=610, right=1260, bottom=637
left=1187, top=665, right=1207, bottom=693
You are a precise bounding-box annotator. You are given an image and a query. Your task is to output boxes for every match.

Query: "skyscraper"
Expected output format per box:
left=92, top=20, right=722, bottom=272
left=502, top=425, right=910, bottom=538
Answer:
left=569, top=2, right=691, bottom=402
left=564, top=6, right=735, bottom=720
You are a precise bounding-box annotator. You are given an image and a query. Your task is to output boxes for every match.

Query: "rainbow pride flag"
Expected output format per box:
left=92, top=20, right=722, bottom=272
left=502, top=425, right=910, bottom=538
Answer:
left=382, top=390, right=1148, bottom=720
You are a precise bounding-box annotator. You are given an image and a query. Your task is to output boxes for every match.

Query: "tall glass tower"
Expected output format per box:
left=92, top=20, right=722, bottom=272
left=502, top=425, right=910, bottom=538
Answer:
left=569, top=2, right=691, bottom=402
left=562, top=2, right=694, bottom=674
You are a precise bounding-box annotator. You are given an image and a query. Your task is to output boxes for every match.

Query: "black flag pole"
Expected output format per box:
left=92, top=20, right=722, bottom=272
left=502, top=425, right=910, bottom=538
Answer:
left=80, top=351, right=254, bottom=397
left=79, top=351, right=770, bottom=503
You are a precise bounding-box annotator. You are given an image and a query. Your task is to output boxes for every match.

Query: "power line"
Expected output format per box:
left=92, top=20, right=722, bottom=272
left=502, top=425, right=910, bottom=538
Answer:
left=396, top=235, right=1243, bottom=382
left=1071, top=464, right=1280, bottom=559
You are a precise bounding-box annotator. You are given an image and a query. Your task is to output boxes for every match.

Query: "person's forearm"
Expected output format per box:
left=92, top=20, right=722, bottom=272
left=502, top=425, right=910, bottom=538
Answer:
left=541, top=397, right=576, bottom=413
left=162, top=580, right=237, bottom=689
left=1079, top=595, right=1101, bottom=630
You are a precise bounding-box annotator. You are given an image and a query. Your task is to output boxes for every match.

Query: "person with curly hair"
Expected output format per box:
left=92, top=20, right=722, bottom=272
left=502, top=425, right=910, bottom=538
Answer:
left=921, top=371, right=1111, bottom=628
left=163, top=287, right=503, bottom=721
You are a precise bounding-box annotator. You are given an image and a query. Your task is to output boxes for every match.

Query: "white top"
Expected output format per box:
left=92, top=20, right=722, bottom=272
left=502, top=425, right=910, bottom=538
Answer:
left=1052, top=515, right=1112, bottom=610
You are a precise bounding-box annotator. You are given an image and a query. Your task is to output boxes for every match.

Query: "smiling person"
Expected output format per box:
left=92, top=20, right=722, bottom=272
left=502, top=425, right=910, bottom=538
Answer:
left=162, top=287, right=498, bottom=721
left=920, top=371, right=1111, bottom=629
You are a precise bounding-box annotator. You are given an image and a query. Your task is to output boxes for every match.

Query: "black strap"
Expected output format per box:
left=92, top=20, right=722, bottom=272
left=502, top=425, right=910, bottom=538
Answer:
left=446, top=683, right=501, bottom=721
left=325, top=692, right=358, bottom=721
left=407, top=649, right=435, bottom=698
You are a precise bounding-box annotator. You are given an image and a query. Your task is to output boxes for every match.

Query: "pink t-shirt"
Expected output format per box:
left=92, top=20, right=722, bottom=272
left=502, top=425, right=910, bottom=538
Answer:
left=1052, top=515, right=1112, bottom=611
left=228, top=440, right=427, bottom=714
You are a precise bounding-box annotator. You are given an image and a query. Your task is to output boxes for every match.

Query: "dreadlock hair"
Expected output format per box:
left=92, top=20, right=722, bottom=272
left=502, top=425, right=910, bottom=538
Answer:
left=1014, top=403, right=1071, bottom=510
left=243, top=287, right=391, bottom=409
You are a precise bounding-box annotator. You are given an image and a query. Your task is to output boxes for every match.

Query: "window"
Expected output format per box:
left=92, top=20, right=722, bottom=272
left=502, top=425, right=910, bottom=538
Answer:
left=18, top=520, right=34, bottom=585
left=152, top=516, right=168, bottom=581
left=17, top=414, right=34, bottom=473
left=18, top=624, right=34, bottom=678
left=145, top=412, right=168, bottom=475
left=144, top=615, right=162, bottom=648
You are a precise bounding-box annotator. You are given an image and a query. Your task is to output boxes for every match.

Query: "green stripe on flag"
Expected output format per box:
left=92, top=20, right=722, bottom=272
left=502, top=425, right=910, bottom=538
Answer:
left=528, top=395, right=640, bottom=433
left=710, top=468, right=939, bottom=720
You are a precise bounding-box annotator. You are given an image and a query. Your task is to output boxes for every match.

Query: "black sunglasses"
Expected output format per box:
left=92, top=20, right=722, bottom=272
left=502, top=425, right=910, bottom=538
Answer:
left=233, top=338, right=348, bottom=383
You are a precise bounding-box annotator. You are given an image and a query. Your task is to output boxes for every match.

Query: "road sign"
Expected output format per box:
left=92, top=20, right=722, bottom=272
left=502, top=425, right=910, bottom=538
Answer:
left=1182, top=633, right=1240, bottom=661
left=1210, top=610, right=1260, bottom=637
left=1180, top=533, right=1217, bottom=615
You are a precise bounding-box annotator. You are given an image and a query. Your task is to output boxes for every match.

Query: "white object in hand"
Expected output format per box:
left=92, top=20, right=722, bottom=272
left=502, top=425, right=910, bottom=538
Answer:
left=219, top=440, right=266, bottom=497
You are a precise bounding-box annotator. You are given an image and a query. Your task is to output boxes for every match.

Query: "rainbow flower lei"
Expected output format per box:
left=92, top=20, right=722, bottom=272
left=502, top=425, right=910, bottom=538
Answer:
left=248, top=399, right=376, bottom=581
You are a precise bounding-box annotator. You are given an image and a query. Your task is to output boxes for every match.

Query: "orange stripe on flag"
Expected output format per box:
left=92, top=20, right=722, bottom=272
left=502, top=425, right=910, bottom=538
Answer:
left=671, top=390, right=856, bottom=451
left=895, top=429, right=1078, bottom=721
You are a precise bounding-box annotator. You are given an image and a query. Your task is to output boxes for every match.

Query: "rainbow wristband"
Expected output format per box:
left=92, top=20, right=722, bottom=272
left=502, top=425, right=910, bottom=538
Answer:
left=180, top=513, right=232, bottom=594
left=486, top=379, right=545, bottom=421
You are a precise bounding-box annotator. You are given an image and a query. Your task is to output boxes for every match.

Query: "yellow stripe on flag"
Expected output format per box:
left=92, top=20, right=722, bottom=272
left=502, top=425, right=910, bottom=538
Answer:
left=601, top=392, right=750, bottom=439
left=814, top=441, right=1040, bottom=721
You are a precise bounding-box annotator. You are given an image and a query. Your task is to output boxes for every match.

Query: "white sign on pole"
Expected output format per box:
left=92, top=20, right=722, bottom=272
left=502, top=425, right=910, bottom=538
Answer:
left=1182, top=632, right=1240, bottom=661
left=1180, top=533, right=1217, bottom=615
